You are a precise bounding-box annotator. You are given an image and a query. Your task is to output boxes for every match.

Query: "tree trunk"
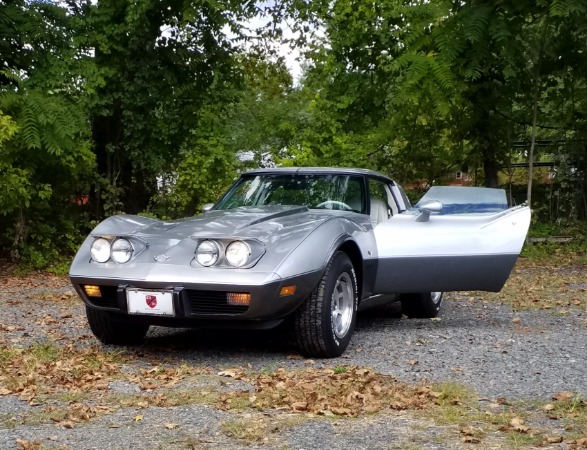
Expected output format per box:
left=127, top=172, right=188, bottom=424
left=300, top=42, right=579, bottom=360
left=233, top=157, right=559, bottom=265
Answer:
left=527, top=96, right=538, bottom=208
left=483, top=157, right=499, bottom=188
left=527, top=73, right=540, bottom=209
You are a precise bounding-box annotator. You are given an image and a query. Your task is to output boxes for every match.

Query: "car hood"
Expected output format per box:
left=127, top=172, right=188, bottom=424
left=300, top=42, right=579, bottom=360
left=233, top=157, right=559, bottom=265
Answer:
left=83, top=206, right=340, bottom=274
left=117, top=206, right=333, bottom=243
left=71, top=206, right=362, bottom=282
left=70, top=206, right=348, bottom=280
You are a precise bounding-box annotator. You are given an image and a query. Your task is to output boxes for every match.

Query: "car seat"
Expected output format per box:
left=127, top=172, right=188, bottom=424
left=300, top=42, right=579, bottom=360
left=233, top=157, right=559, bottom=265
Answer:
left=370, top=199, right=390, bottom=226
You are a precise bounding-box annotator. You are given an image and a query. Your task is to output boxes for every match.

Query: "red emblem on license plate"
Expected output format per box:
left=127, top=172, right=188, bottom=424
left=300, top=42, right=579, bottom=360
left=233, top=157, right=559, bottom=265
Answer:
left=146, top=295, right=157, bottom=308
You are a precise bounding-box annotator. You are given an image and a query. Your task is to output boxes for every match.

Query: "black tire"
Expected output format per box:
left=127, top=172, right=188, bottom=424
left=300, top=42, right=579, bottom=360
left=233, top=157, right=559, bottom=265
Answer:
left=400, top=292, right=444, bottom=318
left=294, top=251, right=358, bottom=358
left=86, top=306, right=149, bottom=345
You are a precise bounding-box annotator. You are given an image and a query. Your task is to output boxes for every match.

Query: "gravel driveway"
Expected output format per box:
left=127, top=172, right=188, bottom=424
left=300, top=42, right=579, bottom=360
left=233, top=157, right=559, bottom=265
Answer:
left=0, top=270, right=586, bottom=449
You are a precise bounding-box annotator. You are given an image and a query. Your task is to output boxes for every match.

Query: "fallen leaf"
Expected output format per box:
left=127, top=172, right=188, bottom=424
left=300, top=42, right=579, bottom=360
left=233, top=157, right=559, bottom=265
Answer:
left=553, top=391, right=575, bottom=401
left=460, top=426, right=480, bottom=436
left=16, top=439, right=42, bottom=450
left=544, top=435, right=563, bottom=444
left=217, top=369, right=242, bottom=378
left=291, top=401, right=308, bottom=411
left=133, top=415, right=143, bottom=422
left=509, top=417, right=529, bottom=433
left=164, top=423, right=178, bottom=429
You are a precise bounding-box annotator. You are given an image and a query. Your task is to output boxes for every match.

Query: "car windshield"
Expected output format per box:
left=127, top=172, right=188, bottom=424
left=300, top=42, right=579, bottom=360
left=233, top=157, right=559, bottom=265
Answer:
left=214, top=174, right=366, bottom=213
left=415, top=186, right=508, bottom=214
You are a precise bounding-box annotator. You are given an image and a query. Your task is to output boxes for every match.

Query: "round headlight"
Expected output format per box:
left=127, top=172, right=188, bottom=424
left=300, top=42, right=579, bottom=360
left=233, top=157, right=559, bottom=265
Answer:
left=196, top=240, right=220, bottom=266
left=90, top=238, right=111, bottom=263
left=111, top=238, right=133, bottom=263
left=225, top=241, right=251, bottom=267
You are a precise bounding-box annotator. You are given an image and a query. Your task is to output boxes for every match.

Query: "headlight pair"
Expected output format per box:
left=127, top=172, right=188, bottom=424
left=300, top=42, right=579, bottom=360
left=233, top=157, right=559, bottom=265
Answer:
left=90, top=238, right=133, bottom=264
left=195, top=240, right=252, bottom=268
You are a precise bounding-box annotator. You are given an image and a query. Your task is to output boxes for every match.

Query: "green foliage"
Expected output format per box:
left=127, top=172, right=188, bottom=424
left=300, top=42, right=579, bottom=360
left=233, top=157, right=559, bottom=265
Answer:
left=147, top=142, right=238, bottom=219
left=2, top=0, right=587, bottom=269
left=83, top=0, right=259, bottom=216
left=0, top=4, right=95, bottom=265
left=522, top=220, right=587, bottom=261
left=275, top=0, right=586, bottom=217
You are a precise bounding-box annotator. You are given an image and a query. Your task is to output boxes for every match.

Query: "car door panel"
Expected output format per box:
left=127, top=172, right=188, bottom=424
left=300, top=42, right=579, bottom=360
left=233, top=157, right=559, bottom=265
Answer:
left=373, top=205, right=531, bottom=293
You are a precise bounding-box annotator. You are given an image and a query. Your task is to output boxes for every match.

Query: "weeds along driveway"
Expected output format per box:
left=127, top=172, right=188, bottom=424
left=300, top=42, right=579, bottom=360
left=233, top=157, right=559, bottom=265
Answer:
left=0, top=260, right=586, bottom=449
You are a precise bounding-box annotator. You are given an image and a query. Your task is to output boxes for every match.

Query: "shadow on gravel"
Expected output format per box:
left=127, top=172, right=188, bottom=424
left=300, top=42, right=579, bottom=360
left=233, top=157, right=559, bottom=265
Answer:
left=115, top=297, right=518, bottom=360
left=128, top=302, right=406, bottom=359
left=136, top=326, right=298, bottom=357
left=119, top=301, right=400, bottom=358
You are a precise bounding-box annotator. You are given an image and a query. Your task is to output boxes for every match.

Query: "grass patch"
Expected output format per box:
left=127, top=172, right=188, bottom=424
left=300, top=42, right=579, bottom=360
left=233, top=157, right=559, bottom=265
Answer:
left=220, top=414, right=306, bottom=445
left=221, top=416, right=269, bottom=441
left=540, top=393, right=587, bottom=442
left=414, top=384, right=587, bottom=448
left=0, top=402, right=116, bottom=428
left=525, top=220, right=587, bottom=260
left=0, top=343, right=127, bottom=400
left=426, top=382, right=480, bottom=426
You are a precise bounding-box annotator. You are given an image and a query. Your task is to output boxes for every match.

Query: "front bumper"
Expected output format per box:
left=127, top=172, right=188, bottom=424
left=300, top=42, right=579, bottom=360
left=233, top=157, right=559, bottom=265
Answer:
left=70, top=270, right=321, bottom=328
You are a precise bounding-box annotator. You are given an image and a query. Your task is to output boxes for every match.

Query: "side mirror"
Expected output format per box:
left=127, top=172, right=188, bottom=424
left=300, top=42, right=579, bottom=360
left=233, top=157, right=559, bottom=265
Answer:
left=415, top=200, right=442, bottom=222
left=202, top=203, right=214, bottom=213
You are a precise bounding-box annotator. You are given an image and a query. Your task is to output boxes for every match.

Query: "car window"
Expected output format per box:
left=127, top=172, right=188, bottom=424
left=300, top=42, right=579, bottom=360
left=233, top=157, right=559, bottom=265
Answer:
left=215, top=174, right=366, bottom=213
left=369, top=180, right=398, bottom=214
left=368, top=179, right=398, bottom=226
left=415, top=186, right=508, bottom=214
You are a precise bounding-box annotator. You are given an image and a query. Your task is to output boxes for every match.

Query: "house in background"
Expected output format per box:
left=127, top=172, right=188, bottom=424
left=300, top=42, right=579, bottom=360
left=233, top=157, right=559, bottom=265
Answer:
left=446, top=170, right=473, bottom=186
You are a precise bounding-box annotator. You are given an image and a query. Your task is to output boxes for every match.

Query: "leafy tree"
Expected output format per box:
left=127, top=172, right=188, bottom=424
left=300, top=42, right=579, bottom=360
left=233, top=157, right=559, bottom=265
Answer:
left=80, top=0, right=259, bottom=216
left=0, top=1, right=95, bottom=266
left=146, top=52, right=302, bottom=217
left=274, top=0, right=587, bottom=213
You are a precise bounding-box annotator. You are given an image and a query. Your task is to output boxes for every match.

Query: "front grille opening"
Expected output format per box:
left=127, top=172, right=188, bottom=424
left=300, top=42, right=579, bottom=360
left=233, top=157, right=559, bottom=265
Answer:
left=185, top=290, right=249, bottom=315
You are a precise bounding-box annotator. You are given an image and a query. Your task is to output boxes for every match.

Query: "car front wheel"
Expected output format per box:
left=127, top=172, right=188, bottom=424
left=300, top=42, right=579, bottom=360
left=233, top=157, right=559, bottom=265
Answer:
left=400, top=292, right=443, bottom=318
left=294, top=251, right=358, bottom=358
left=86, top=306, right=149, bottom=345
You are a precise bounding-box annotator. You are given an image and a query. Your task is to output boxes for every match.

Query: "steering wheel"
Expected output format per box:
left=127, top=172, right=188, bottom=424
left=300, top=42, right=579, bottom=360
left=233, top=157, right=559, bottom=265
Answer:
left=316, top=200, right=353, bottom=211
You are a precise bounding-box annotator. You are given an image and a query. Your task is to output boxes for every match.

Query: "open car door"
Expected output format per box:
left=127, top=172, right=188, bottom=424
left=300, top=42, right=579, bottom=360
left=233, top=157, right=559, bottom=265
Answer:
left=373, top=187, right=531, bottom=294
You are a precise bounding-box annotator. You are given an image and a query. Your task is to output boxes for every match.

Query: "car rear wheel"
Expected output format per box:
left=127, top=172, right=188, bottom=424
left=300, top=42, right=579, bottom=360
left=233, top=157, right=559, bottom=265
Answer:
left=294, top=251, right=358, bottom=358
left=86, top=306, right=149, bottom=345
left=400, top=292, right=443, bottom=318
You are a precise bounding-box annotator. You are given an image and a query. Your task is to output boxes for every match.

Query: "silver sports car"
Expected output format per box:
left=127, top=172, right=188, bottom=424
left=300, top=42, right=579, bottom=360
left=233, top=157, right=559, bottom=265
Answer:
left=69, top=167, right=531, bottom=357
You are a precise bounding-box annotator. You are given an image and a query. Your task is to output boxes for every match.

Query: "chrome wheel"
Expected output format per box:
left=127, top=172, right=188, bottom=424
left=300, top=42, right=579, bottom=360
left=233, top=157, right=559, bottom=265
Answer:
left=331, top=272, right=354, bottom=339
left=294, top=251, right=358, bottom=358
left=431, top=292, right=442, bottom=304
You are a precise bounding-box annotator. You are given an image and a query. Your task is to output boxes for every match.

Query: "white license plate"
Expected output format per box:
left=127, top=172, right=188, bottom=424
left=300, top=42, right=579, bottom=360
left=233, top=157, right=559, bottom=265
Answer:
left=127, top=289, right=174, bottom=316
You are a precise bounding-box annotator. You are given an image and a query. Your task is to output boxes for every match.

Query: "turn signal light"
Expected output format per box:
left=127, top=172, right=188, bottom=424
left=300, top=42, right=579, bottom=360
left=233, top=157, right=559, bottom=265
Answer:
left=227, top=292, right=251, bottom=306
left=83, top=285, right=102, bottom=298
left=279, top=285, right=297, bottom=297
